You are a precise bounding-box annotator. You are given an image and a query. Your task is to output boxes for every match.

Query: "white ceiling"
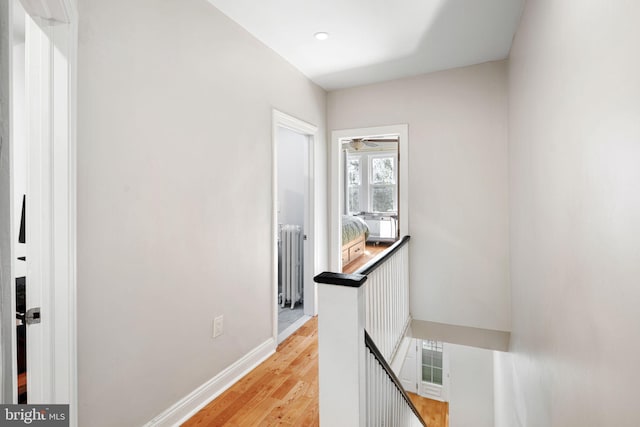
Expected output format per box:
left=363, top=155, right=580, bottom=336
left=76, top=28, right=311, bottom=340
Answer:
left=208, top=0, right=524, bottom=91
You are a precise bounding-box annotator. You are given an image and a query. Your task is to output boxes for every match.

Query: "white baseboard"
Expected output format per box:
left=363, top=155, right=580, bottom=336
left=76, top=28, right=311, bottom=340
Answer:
left=145, top=338, right=276, bottom=427
left=277, top=314, right=312, bottom=344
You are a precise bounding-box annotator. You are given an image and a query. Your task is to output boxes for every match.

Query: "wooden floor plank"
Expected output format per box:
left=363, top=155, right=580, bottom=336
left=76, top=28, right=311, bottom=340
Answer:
left=408, top=392, right=449, bottom=427
left=342, top=243, right=391, bottom=274
left=182, top=318, right=319, bottom=427
left=225, top=396, right=280, bottom=427
left=182, top=316, right=448, bottom=427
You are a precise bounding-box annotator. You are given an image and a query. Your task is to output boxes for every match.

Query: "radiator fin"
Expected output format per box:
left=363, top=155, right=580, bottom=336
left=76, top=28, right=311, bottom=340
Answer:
left=280, top=225, right=303, bottom=309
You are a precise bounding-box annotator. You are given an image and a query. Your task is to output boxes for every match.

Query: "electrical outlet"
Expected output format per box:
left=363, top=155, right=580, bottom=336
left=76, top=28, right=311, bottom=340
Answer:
left=212, top=315, right=224, bottom=338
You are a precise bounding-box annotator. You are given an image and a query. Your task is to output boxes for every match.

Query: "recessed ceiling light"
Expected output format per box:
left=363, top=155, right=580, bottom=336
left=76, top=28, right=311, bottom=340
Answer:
left=314, top=32, right=329, bottom=41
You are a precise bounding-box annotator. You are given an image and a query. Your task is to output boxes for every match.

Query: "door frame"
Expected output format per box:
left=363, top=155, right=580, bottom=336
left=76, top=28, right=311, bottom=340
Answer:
left=330, top=124, right=409, bottom=271
left=271, top=110, right=319, bottom=342
left=418, top=340, right=450, bottom=402
left=4, top=0, right=77, bottom=420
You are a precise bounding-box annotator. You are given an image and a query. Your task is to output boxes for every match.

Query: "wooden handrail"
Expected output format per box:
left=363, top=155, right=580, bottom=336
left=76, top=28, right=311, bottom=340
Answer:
left=313, top=271, right=367, bottom=287
left=313, top=235, right=411, bottom=287
left=356, top=235, right=411, bottom=276
left=365, top=330, right=428, bottom=427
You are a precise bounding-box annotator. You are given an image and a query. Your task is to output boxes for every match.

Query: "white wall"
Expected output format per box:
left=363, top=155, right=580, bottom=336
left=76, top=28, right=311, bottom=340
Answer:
left=448, top=344, right=494, bottom=427
left=277, top=127, right=307, bottom=228
left=328, top=61, right=510, bottom=331
left=76, top=0, right=326, bottom=425
left=496, top=0, right=640, bottom=425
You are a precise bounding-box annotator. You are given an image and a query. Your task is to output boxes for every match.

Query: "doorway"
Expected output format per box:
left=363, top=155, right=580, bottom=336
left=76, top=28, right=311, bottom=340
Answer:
left=341, top=136, right=399, bottom=273
left=330, top=125, right=409, bottom=272
left=272, top=111, right=318, bottom=344
left=399, top=338, right=450, bottom=427
left=399, top=338, right=450, bottom=401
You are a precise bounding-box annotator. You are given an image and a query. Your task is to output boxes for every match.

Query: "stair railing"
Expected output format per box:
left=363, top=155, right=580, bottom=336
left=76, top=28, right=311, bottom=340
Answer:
left=315, top=236, right=425, bottom=426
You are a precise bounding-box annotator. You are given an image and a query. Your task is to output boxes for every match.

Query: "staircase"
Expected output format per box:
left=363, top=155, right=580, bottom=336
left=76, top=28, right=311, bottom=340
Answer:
left=315, top=236, right=427, bottom=426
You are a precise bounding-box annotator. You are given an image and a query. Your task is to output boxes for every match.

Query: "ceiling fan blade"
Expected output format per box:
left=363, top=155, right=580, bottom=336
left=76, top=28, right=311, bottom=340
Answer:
left=343, top=137, right=397, bottom=150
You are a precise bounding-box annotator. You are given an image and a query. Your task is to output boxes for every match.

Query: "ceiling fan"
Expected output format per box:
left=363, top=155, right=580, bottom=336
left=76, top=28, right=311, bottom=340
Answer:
left=344, top=137, right=398, bottom=151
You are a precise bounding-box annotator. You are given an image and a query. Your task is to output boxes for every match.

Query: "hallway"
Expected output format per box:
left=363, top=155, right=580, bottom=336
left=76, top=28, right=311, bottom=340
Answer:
left=183, top=319, right=319, bottom=426
left=183, top=317, right=447, bottom=426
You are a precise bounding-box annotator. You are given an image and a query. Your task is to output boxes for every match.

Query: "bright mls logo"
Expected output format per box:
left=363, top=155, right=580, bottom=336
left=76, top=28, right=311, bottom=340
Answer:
left=0, top=405, right=69, bottom=426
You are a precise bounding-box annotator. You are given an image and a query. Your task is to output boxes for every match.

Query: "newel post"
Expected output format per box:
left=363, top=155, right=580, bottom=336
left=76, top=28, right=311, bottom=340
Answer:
left=315, top=272, right=367, bottom=427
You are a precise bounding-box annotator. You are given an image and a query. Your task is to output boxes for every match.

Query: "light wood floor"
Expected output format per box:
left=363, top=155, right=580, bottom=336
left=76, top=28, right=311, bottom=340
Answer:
left=183, top=316, right=447, bottom=427
left=409, top=392, right=449, bottom=427
left=183, top=318, right=319, bottom=426
left=342, top=243, right=391, bottom=274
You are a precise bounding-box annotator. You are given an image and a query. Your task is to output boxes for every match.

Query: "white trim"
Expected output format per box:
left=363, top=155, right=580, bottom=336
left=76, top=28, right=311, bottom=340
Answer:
left=273, top=110, right=318, bottom=136
left=145, top=338, right=276, bottom=427
left=330, top=125, right=409, bottom=271
left=272, top=110, right=320, bottom=343
left=5, top=0, right=19, bottom=404
left=63, top=3, right=78, bottom=423
left=49, top=4, right=78, bottom=417
left=277, top=314, right=312, bottom=345
left=7, top=0, right=77, bottom=417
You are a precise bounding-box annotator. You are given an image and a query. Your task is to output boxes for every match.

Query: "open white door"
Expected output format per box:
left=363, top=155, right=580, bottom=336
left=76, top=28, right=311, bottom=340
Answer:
left=23, top=7, right=51, bottom=404
left=399, top=338, right=419, bottom=394
left=5, top=0, right=77, bottom=421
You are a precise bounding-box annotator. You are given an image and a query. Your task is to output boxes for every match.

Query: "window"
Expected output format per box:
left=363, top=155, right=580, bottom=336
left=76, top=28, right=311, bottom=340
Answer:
left=369, top=155, right=396, bottom=213
left=346, top=152, right=397, bottom=214
left=422, top=340, right=443, bottom=385
left=347, top=156, right=361, bottom=214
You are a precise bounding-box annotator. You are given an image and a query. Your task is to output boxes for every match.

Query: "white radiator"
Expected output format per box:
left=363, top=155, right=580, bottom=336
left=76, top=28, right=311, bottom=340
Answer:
left=280, top=224, right=303, bottom=309
left=360, top=213, right=398, bottom=243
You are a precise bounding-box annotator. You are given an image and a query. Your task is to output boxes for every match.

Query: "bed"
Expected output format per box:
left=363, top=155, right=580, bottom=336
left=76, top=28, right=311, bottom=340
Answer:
left=342, top=215, right=370, bottom=267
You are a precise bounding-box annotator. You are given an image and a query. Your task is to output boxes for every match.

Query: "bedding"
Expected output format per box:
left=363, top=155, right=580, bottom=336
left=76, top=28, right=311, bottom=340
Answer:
left=342, top=215, right=370, bottom=245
